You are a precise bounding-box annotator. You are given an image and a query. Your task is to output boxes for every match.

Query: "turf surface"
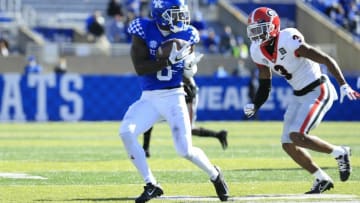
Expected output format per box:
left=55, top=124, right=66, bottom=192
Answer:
left=0, top=121, right=359, bottom=202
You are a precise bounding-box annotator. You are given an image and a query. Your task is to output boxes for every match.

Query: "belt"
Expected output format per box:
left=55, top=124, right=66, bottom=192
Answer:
left=293, top=76, right=326, bottom=96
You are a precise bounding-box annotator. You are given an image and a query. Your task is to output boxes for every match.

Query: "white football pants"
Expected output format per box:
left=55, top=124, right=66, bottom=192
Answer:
left=119, top=88, right=217, bottom=184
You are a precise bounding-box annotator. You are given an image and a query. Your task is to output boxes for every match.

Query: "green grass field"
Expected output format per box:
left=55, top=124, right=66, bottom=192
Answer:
left=0, top=121, right=359, bottom=202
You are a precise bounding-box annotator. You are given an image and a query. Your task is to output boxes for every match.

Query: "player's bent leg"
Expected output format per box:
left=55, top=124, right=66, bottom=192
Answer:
left=282, top=143, right=334, bottom=194
left=289, top=132, right=353, bottom=181
left=143, top=127, right=153, bottom=158
left=289, top=132, right=333, bottom=153
left=282, top=143, right=319, bottom=174
left=192, top=127, right=228, bottom=150
left=177, top=146, right=229, bottom=201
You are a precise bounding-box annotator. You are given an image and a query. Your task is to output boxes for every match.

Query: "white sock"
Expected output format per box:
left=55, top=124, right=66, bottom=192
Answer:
left=330, top=146, right=345, bottom=158
left=313, top=169, right=331, bottom=181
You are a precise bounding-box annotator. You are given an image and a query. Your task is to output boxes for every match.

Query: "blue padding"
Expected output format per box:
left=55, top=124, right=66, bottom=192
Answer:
left=0, top=74, right=358, bottom=121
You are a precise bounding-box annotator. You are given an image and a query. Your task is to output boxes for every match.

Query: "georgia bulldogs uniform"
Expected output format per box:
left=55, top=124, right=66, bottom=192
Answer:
left=251, top=28, right=338, bottom=142
left=250, top=28, right=323, bottom=91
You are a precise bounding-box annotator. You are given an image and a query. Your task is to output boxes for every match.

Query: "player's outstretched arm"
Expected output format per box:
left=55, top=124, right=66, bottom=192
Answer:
left=296, top=43, right=359, bottom=102
left=130, top=35, right=168, bottom=75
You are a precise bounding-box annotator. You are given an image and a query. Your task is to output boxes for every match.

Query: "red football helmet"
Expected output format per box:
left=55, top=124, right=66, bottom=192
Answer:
left=247, top=7, right=280, bottom=43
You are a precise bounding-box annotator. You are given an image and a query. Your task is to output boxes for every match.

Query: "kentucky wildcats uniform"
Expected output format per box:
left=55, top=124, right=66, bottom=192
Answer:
left=120, top=17, right=218, bottom=184
left=250, top=28, right=338, bottom=143
left=128, top=18, right=199, bottom=90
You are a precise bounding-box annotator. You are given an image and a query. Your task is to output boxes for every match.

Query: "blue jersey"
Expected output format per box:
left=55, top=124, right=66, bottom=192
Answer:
left=128, top=18, right=199, bottom=90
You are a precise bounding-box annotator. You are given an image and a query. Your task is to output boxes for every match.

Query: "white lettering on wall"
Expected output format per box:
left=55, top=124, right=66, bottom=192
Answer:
left=206, top=86, right=223, bottom=110
left=0, top=74, right=26, bottom=121
left=198, top=86, right=292, bottom=111
left=198, top=86, right=250, bottom=110
left=223, top=86, right=242, bottom=109
left=0, top=74, right=84, bottom=121
left=28, top=74, right=56, bottom=121
left=60, top=74, right=83, bottom=121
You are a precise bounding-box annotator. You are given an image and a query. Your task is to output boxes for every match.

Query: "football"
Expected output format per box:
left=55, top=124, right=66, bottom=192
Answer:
left=156, top=38, right=191, bottom=59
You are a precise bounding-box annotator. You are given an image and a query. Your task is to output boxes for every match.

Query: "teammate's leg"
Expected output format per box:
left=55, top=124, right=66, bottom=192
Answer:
left=187, top=96, right=228, bottom=150
left=192, top=127, right=228, bottom=150
left=143, top=127, right=153, bottom=157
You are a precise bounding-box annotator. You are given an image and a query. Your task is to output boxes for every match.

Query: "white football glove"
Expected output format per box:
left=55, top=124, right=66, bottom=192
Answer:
left=183, top=52, right=204, bottom=78
left=339, top=84, right=360, bottom=103
left=184, top=52, right=204, bottom=69
left=168, top=42, right=192, bottom=65
left=243, top=103, right=256, bottom=118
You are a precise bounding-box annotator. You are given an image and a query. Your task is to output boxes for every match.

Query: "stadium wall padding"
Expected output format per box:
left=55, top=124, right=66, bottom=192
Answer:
left=0, top=74, right=359, bottom=122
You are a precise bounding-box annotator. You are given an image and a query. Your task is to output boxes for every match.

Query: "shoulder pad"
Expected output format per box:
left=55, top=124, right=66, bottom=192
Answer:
left=187, top=25, right=200, bottom=44
left=127, top=18, right=148, bottom=40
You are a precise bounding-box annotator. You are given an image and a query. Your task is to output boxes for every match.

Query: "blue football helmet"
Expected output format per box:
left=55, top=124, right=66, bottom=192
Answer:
left=151, top=0, right=190, bottom=33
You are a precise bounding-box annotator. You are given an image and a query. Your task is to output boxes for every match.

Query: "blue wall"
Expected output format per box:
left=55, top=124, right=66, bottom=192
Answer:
left=0, top=74, right=359, bottom=121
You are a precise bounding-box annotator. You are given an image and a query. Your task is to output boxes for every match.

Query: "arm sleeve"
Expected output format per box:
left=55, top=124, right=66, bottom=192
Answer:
left=253, top=79, right=271, bottom=109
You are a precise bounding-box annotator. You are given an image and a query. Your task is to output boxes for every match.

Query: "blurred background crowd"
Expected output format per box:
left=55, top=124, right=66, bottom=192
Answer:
left=0, top=0, right=359, bottom=76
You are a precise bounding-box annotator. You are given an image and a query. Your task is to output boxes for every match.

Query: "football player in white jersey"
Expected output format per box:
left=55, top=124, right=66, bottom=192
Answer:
left=243, top=7, right=360, bottom=194
left=119, top=0, right=229, bottom=202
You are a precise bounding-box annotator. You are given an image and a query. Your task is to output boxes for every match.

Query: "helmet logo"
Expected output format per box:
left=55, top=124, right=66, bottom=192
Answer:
left=153, top=0, right=163, bottom=8
left=267, top=9, right=277, bottom=17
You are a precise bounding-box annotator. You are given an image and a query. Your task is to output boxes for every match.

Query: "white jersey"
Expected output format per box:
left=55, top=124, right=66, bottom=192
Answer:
left=250, top=28, right=322, bottom=90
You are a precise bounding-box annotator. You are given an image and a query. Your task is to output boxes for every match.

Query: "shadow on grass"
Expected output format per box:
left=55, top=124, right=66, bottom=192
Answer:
left=35, top=197, right=134, bottom=202
left=35, top=194, right=359, bottom=202
left=231, top=167, right=333, bottom=172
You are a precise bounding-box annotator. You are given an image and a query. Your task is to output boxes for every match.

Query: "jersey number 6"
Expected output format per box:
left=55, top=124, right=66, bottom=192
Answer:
left=157, top=66, right=172, bottom=81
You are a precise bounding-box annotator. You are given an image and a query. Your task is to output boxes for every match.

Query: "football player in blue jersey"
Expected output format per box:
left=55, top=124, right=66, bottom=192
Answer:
left=119, top=0, right=229, bottom=202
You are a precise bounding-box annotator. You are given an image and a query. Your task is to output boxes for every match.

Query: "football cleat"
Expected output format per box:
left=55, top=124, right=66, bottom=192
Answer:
left=335, top=146, right=352, bottom=181
left=216, top=130, right=228, bottom=150
left=305, top=179, right=334, bottom=194
left=211, top=166, right=229, bottom=201
left=135, top=183, right=163, bottom=203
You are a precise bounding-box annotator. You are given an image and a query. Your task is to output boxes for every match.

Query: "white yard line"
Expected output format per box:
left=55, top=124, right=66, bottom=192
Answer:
left=0, top=172, right=47, bottom=180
